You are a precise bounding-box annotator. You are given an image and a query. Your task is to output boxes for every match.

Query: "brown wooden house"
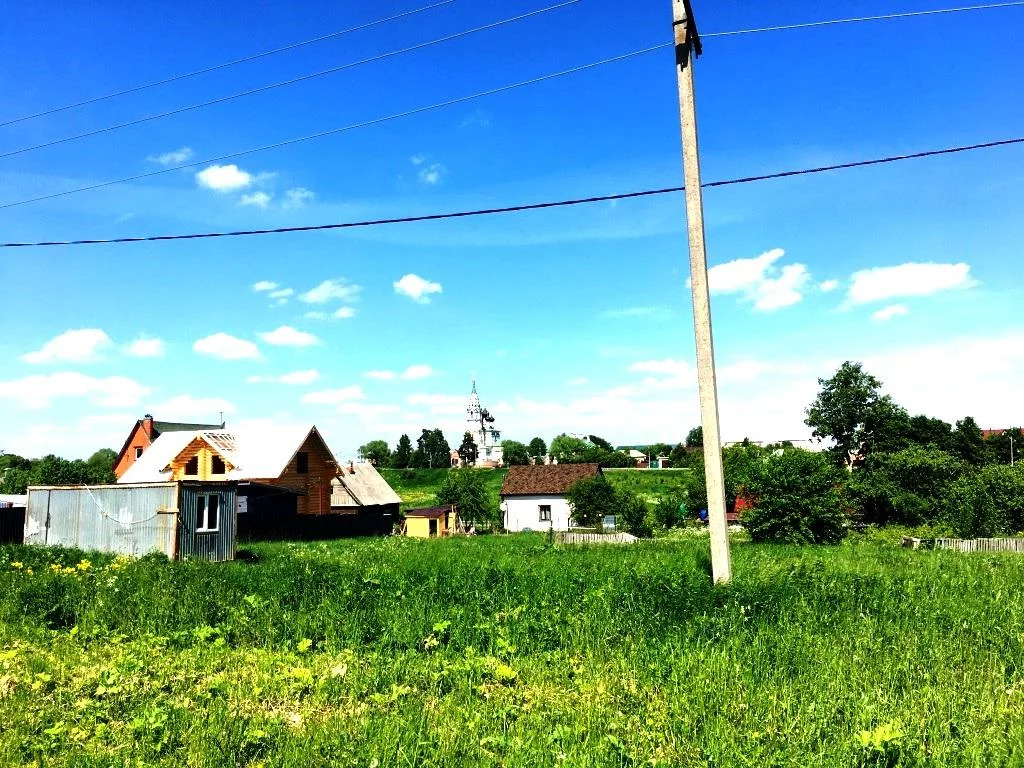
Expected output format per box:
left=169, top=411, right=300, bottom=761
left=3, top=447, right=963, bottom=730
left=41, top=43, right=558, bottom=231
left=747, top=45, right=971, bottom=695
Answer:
left=113, top=414, right=224, bottom=479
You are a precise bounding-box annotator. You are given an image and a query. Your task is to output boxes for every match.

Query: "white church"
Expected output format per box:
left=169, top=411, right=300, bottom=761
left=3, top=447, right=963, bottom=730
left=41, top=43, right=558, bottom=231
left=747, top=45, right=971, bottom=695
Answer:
left=463, top=381, right=503, bottom=467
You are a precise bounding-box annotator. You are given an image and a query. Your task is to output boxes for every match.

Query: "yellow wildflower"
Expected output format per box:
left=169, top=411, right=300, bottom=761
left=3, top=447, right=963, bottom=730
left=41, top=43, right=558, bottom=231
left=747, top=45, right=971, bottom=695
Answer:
left=10, top=562, right=22, bottom=569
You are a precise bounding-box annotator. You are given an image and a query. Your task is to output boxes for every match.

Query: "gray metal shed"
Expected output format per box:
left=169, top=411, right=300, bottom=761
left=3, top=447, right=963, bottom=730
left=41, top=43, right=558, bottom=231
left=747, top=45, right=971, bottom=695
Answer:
left=25, top=482, right=236, bottom=561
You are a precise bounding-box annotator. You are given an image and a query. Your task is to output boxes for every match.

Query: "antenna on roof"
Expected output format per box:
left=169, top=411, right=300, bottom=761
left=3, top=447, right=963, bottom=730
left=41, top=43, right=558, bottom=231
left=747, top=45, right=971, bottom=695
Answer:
left=219, top=411, right=225, bottom=428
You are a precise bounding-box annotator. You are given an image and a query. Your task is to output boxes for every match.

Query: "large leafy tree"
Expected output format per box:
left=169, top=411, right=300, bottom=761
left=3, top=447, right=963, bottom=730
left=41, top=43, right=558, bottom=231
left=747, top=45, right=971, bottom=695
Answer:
left=501, top=440, right=530, bottom=466
left=950, top=417, right=990, bottom=466
left=985, top=428, right=1024, bottom=466
left=685, top=426, right=703, bottom=448
left=437, top=468, right=492, bottom=526
left=805, top=361, right=908, bottom=469
left=86, top=448, right=118, bottom=483
left=392, top=434, right=413, bottom=468
left=549, top=434, right=590, bottom=464
left=565, top=475, right=617, bottom=527
left=457, top=432, right=478, bottom=466
left=528, top=437, right=547, bottom=460
left=358, top=440, right=392, bottom=466
left=413, top=428, right=451, bottom=469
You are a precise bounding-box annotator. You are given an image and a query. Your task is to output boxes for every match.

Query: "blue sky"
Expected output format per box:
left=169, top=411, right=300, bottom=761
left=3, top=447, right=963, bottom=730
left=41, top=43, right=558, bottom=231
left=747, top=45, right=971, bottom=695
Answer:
left=1, top=0, right=1022, bottom=460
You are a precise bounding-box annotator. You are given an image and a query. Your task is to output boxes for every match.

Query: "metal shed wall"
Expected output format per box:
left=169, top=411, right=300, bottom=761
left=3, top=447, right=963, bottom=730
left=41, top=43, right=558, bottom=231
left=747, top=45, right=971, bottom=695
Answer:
left=25, top=484, right=178, bottom=558
left=177, top=483, right=236, bottom=561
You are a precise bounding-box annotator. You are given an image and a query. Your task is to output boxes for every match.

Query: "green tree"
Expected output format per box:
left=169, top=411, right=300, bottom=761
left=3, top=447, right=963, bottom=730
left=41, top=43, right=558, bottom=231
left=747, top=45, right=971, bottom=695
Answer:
left=618, top=488, right=652, bottom=537
left=528, top=437, right=547, bottom=460
left=805, top=361, right=908, bottom=469
left=742, top=449, right=848, bottom=544
left=565, top=475, right=617, bottom=527
left=668, top=442, right=688, bottom=468
left=985, top=428, right=1024, bottom=466
left=392, top=434, right=413, bottom=468
left=685, top=426, right=703, bottom=448
left=414, top=428, right=450, bottom=469
left=358, top=440, right=392, bottom=466
left=849, top=447, right=967, bottom=526
left=550, top=434, right=590, bottom=464
left=587, top=434, right=614, bottom=452
left=951, top=417, right=990, bottom=465
left=457, top=432, right=478, bottom=466
left=86, top=448, right=118, bottom=483
left=501, top=440, right=530, bottom=466
left=905, top=416, right=953, bottom=452
left=437, top=469, right=492, bottom=527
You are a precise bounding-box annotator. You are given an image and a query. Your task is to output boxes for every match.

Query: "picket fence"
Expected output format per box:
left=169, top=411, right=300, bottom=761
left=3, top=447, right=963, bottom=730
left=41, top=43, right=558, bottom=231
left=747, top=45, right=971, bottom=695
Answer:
left=934, top=537, right=1024, bottom=554
left=557, top=531, right=638, bottom=545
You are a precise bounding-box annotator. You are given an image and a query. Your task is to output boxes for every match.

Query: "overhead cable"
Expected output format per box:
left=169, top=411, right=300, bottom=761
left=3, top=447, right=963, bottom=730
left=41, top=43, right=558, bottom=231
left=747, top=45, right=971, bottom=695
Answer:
left=0, top=0, right=455, bottom=128
left=0, top=0, right=581, bottom=159
left=3, top=136, right=1020, bottom=248
left=703, top=0, right=1024, bottom=37
left=0, top=42, right=669, bottom=210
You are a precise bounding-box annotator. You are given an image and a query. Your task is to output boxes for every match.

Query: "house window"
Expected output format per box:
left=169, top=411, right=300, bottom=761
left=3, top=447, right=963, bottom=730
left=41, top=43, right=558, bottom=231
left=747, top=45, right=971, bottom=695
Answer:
left=184, top=456, right=199, bottom=476
left=539, top=505, right=552, bottom=522
left=211, top=455, right=226, bottom=475
left=134, top=446, right=143, bottom=459
left=196, top=494, right=219, bottom=532
left=296, top=452, right=309, bottom=474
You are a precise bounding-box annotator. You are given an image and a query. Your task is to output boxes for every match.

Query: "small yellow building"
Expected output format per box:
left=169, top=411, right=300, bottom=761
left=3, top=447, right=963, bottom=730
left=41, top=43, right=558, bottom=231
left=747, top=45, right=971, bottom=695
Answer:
left=403, top=505, right=458, bottom=538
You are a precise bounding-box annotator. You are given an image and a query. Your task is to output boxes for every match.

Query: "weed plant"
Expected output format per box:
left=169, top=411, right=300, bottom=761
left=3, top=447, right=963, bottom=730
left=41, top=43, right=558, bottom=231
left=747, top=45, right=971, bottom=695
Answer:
left=2, top=536, right=1023, bottom=766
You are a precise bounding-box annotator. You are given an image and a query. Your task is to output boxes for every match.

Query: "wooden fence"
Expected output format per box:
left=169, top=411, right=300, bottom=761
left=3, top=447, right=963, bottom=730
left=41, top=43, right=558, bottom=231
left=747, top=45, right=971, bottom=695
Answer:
left=557, top=531, right=638, bottom=545
left=904, top=536, right=1024, bottom=553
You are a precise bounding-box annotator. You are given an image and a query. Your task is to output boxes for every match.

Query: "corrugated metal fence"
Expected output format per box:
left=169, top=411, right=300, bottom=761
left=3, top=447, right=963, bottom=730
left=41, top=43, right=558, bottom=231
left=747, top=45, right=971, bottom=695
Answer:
left=26, top=485, right=178, bottom=558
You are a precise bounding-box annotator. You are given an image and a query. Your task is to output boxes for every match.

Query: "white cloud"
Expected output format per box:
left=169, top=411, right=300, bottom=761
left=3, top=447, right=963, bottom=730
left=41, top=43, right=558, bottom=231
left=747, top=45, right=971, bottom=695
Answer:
left=193, top=333, right=262, bottom=360
left=259, top=325, right=319, bottom=347
left=125, top=337, right=165, bottom=358
left=629, top=359, right=690, bottom=376
left=418, top=163, right=447, bottom=186
left=334, top=306, right=356, bottom=319
left=873, top=304, right=909, bottom=321
left=283, top=187, right=315, bottom=209
left=239, top=191, right=271, bottom=208
left=252, top=280, right=278, bottom=292
left=148, top=147, right=193, bottom=165
left=337, top=402, right=401, bottom=419
left=406, top=393, right=465, bottom=415
left=819, top=279, right=840, bottom=292
left=247, top=369, right=320, bottom=385
left=303, top=311, right=328, bottom=320
left=846, top=262, right=976, bottom=305
left=707, top=248, right=810, bottom=311
left=22, top=329, right=112, bottom=364
left=394, top=273, right=442, bottom=303
left=195, top=164, right=253, bottom=192
left=301, top=278, right=362, bottom=304
left=410, top=154, right=426, bottom=166
left=0, top=372, right=149, bottom=409
left=401, top=364, right=433, bottom=380
left=567, top=377, right=589, bottom=386
left=148, top=395, right=235, bottom=422
left=302, top=385, right=365, bottom=405
left=268, top=288, right=294, bottom=299
left=366, top=370, right=397, bottom=381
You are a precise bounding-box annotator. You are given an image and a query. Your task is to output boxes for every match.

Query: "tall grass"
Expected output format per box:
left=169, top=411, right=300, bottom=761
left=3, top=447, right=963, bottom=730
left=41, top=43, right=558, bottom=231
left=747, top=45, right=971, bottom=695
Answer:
left=2, top=537, right=1023, bottom=766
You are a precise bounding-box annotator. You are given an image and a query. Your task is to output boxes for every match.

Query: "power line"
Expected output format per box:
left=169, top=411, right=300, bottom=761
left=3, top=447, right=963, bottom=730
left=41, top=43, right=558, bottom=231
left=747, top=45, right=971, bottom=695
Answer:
left=0, top=43, right=669, bottom=211
left=3, top=136, right=1020, bottom=248
left=703, top=0, right=1024, bottom=37
left=0, top=0, right=580, bottom=160
left=0, top=0, right=455, bottom=128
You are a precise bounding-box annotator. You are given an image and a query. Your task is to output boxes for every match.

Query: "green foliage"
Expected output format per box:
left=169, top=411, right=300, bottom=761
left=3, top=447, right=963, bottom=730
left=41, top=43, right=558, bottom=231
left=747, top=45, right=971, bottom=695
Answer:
left=549, top=434, right=590, bottom=464
left=413, top=428, right=450, bottom=469
left=985, top=427, right=1024, bottom=466
left=436, top=468, right=493, bottom=526
left=685, top=426, right=703, bottom=448
left=357, top=440, right=391, bottom=467
left=944, top=464, right=1024, bottom=538
left=850, top=447, right=967, bottom=526
left=527, top=437, right=547, bottom=459
left=742, top=449, right=848, bottom=544
left=805, top=361, right=908, bottom=468
left=617, top=489, right=651, bottom=538
left=86, top=449, right=118, bottom=482
left=950, top=416, right=990, bottom=465
left=0, top=451, right=118, bottom=494
left=392, top=434, right=413, bottom=469
left=565, top=475, right=616, bottom=527
left=500, top=440, right=530, bottom=466
left=457, top=432, right=479, bottom=466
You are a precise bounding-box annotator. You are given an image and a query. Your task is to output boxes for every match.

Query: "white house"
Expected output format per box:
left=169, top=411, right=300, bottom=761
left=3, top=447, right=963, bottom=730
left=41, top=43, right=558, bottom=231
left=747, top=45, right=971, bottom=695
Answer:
left=499, top=463, right=602, bottom=532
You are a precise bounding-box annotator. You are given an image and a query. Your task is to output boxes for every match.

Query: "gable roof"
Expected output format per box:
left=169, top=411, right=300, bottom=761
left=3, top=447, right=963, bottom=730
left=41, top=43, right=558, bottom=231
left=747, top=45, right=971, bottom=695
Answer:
left=331, top=462, right=401, bottom=507
left=114, top=417, right=223, bottom=469
left=500, top=464, right=602, bottom=496
left=119, top=424, right=336, bottom=483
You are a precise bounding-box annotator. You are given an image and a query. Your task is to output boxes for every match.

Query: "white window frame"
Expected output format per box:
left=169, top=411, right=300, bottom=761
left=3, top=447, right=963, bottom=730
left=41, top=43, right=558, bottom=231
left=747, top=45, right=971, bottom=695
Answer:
left=539, top=504, right=552, bottom=522
left=196, top=493, right=220, bottom=533
left=134, top=446, right=144, bottom=459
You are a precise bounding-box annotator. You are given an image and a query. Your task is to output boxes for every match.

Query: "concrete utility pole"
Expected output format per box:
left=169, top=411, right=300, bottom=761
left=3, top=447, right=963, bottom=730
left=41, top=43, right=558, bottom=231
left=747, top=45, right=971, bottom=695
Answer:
left=672, top=0, right=731, bottom=583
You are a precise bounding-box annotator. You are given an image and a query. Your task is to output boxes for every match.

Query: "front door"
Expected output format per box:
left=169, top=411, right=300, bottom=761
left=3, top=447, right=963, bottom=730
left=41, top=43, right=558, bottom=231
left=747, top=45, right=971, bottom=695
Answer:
left=429, top=519, right=438, bottom=537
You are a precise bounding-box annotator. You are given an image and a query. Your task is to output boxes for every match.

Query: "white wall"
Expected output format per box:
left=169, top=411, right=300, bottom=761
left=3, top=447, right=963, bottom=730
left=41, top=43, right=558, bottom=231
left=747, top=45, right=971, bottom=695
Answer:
left=503, top=495, right=573, bottom=532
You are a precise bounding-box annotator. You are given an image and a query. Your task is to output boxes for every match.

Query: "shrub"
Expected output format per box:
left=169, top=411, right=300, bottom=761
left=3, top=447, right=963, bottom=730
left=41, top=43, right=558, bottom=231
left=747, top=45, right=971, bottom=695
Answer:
left=850, top=447, right=967, bottom=526
left=618, top=489, right=652, bottom=538
left=742, top=449, right=848, bottom=544
left=565, top=476, right=617, bottom=527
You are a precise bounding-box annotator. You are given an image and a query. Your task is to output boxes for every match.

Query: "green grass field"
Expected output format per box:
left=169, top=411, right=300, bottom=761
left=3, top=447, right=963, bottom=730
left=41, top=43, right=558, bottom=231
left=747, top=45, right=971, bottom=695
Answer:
left=3, top=534, right=1024, bottom=766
